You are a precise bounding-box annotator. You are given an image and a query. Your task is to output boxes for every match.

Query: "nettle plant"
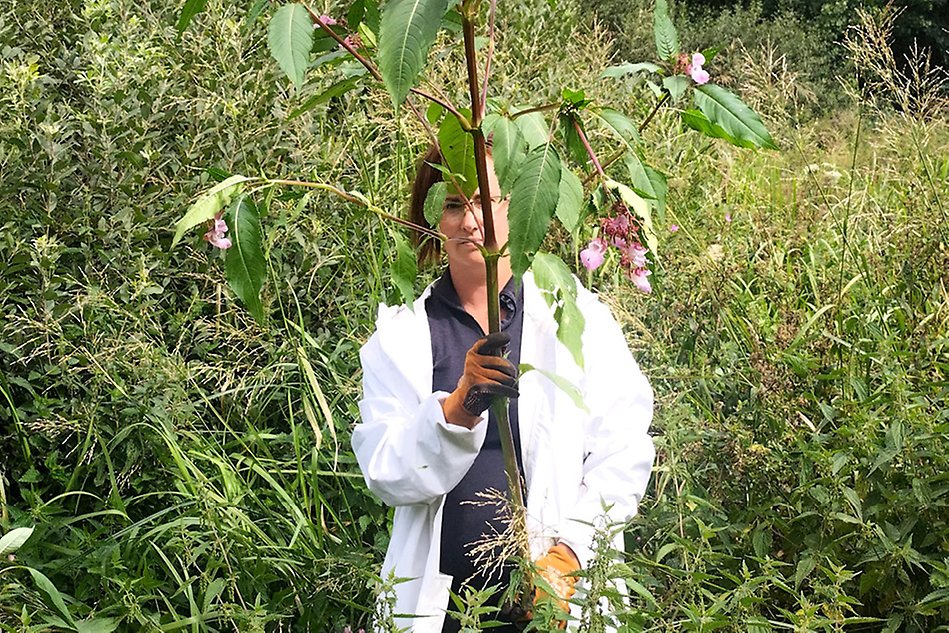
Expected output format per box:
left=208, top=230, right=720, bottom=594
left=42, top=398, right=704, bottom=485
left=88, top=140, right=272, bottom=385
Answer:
left=173, top=0, right=775, bottom=620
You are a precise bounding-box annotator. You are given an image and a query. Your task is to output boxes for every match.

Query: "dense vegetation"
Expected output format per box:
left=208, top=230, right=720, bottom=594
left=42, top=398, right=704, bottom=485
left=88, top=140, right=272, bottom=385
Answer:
left=1, top=0, right=946, bottom=631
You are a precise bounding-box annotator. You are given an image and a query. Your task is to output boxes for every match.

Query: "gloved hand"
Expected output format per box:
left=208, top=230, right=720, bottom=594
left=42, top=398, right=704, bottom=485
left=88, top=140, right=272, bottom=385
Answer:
left=441, top=332, right=519, bottom=428
left=533, top=542, right=580, bottom=628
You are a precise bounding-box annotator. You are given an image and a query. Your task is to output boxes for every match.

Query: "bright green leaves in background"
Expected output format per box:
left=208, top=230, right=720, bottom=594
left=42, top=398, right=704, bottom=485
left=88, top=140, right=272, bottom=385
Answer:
left=507, top=144, right=562, bottom=277
left=378, top=0, right=450, bottom=108
left=171, top=175, right=250, bottom=248
left=268, top=3, right=314, bottom=88
left=224, top=196, right=267, bottom=323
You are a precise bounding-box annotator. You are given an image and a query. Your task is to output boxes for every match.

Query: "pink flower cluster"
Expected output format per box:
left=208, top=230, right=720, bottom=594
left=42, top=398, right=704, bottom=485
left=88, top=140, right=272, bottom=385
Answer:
left=203, top=211, right=231, bottom=250
left=579, top=209, right=652, bottom=293
left=686, top=52, right=709, bottom=85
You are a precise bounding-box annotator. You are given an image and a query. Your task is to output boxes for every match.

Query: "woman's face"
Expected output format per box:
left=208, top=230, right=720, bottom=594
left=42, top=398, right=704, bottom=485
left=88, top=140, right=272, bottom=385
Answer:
left=437, top=156, right=510, bottom=272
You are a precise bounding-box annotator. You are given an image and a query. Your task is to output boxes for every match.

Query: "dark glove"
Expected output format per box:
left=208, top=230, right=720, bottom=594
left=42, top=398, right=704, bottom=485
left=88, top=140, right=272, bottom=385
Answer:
left=441, top=332, right=519, bottom=428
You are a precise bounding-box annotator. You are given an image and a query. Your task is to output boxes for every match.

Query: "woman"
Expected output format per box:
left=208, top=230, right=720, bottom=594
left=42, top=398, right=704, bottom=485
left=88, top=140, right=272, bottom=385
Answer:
left=352, top=146, right=655, bottom=632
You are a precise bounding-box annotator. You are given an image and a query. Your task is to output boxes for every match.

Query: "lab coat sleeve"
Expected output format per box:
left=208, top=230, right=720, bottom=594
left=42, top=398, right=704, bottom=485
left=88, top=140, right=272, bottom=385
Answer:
left=557, top=300, right=655, bottom=568
left=352, top=332, right=488, bottom=507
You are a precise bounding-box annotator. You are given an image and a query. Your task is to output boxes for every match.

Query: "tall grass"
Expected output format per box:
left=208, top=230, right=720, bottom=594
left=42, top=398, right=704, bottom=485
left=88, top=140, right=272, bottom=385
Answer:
left=2, top=0, right=947, bottom=631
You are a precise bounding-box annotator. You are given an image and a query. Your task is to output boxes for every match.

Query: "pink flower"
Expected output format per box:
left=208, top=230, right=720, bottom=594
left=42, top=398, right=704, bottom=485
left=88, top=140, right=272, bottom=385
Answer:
left=317, top=14, right=336, bottom=27
left=627, top=267, right=652, bottom=293
left=626, top=242, right=649, bottom=269
left=602, top=214, right=630, bottom=236
left=686, top=52, right=710, bottom=85
left=669, top=224, right=679, bottom=232
left=724, top=213, right=732, bottom=223
left=580, top=238, right=607, bottom=271
left=203, top=212, right=232, bottom=250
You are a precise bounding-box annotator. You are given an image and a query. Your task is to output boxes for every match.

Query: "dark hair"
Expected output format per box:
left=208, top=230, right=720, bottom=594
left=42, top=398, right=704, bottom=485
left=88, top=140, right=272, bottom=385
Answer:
left=408, top=143, right=445, bottom=267
left=407, top=138, right=493, bottom=267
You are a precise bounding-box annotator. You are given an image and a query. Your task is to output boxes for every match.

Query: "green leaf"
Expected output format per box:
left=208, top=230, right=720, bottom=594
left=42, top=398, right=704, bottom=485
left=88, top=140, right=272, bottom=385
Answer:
left=662, top=75, right=690, bottom=103
left=560, top=115, right=588, bottom=167
left=426, top=101, right=444, bottom=125
left=172, top=175, right=251, bottom=249
left=224, top=196, right=267, bottom=323
left=245, top=0, right=270, bottom=28
left=289, top=77, right=361, bottom=119
left=520, top=363, right=587, bottom=411
left=593, top=108, right=639, bottom=151
left=483, top=114, right=526, bottom=196
left=391, top=231, right=417, bottom=308
left=28, top=568, right=77, bottom=629
left=349, top=0, right=381, bottom=33
left=76, top=619, right=119, bottom=633
left=268, top=3, right=313, bottom=88
left=378, top=0, right=449, bottom=109
left=176, top=0, right=209, bottom=34
left=557, top=297, right=586, bottom=369
left=653, top=0, right=679, bottom=59
left=513, top=111, right=549, bottom=151
left=606, top=179, right=658, bottom=258
left=555, top=167, right=583, bottom=233
left=438, top=110, right=477, bottom=197
left=530, top=252, right=585, bottom=368
left=694, top=84, right=778, bottom=149
left=624, top=153, right=667, bottom=218
left=680, top=108, right=743, bottom=145
left=0, top=527, right=34, bottom=556
left=507, top=145, right=562, bottom=276
left=423, top=181, right=447, bottom=227
left=600, top=62, right=661, bottom=79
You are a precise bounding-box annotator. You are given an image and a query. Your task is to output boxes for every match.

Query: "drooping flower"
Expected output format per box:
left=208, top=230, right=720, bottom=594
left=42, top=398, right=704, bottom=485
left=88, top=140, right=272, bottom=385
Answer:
left=627, top=267, right=652, bottom=293
left=626, top=241, right=649, bottom=269
left=724, top=212, right=732, bottom=223
left=602, top=213, right=630, bottom=236
left=580, top=238, right=607, bottom=271
left=686, top=52, right=710, bottom=85
left=203, top=212, right=232, bottom=250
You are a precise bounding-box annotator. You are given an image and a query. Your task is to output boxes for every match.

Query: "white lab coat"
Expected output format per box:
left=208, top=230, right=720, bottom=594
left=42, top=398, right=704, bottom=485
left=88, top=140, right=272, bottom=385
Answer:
left=352, top=271, right=654, bottom=632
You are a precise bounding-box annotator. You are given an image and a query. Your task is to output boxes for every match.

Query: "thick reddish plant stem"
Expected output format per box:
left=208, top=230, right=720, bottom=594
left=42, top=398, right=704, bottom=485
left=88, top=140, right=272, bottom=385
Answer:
left=462, top=7, right=497, bottom=259
left=574, top=118, right=607, bottom=180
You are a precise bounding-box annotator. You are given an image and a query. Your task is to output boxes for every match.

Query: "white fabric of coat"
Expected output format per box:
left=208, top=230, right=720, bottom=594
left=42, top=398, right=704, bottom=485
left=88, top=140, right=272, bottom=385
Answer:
left=352, top=271, right=654, bottom=632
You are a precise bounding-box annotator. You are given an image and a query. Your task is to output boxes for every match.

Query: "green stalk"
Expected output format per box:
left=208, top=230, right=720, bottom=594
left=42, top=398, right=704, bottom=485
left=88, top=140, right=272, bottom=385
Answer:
left=461, top=0, right=531, bottom=599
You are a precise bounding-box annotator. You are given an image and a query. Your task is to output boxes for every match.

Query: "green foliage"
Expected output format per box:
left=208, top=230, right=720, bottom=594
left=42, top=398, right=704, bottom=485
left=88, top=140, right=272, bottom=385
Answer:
left=652, top=0, right=680, bottom=60
left=507, top=145, right=563, bottom=277
left=176, top=0, right=209, bottom=34
left=438, top=108, right=479, bottom=197
left=378, top=0, right=450, bottom=108
left=531, top=252, right=585, bottom=368
left=694, top=84, right=778, bottom=149
left=224, top=195, right=267, bottom=322
left=483, top=113, right=527, bottom=197
left=171, top=175, right=251, bottom=248
left=555, top=167, right=584, bottom=234
left=267, top=2, right=314, bottom=87
left=3, top=0, right=947, bottom=631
